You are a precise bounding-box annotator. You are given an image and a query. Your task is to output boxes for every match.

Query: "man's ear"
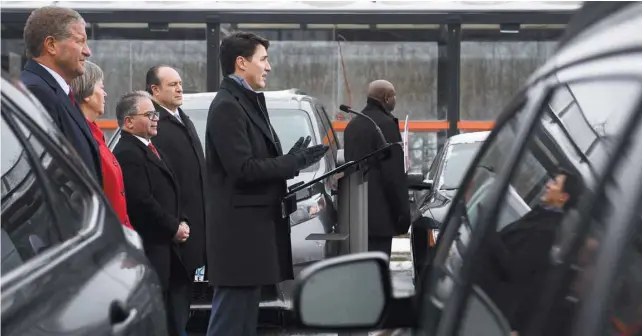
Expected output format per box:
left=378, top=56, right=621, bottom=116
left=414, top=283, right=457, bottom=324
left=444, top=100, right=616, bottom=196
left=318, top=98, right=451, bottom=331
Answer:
left=43, top=36, right=57, bottom=56
left=235, top=56, right=247, bottom=72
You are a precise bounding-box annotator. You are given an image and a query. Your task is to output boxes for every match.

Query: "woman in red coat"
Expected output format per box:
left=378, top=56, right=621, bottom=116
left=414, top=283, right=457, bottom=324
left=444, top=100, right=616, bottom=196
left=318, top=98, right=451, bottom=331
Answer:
left=71, top=61, right=133, bottom=229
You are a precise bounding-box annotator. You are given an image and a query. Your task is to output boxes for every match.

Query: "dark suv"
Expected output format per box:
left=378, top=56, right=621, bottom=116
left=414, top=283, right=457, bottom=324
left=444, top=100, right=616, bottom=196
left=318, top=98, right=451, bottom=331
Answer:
left=281, top=3, right=642, bottom=336
left=108, top=89, right=343, bottom=329
left=1, top=74, right=168, bottom=335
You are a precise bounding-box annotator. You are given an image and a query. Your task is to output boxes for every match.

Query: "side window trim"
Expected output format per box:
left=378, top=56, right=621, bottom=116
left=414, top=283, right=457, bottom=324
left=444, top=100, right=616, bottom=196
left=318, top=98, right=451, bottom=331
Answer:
left=1, top=102, right=62, bottom=229
left=0, top=104, right=69, bottom=285
left=454, top=75, right=642, bottom=336
left=5, top=97, right=102, bottom=237
left=2, top=96, right=104, bottom=290
left=436, top=83, right=552, bottom=336
left=544, top=82, right=642, bottom=336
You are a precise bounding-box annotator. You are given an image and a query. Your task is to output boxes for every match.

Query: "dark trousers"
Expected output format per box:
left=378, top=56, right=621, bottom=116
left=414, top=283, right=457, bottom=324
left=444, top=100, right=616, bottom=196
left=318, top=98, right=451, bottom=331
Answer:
left=368, top=236, right=393, bottom=257
left=165, top=273, right=193, bottom=336
left=206, top=286, right=262, bottom=336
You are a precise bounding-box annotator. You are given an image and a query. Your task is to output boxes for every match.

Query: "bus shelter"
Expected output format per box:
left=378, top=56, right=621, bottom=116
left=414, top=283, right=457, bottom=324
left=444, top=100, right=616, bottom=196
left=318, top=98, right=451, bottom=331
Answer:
left=1, top=0, right=580, bottom=173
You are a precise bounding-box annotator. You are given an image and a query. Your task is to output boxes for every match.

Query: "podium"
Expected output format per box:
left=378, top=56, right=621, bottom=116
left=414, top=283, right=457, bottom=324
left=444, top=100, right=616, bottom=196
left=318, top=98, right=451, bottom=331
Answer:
left=282, top=143, right=398, bottom=256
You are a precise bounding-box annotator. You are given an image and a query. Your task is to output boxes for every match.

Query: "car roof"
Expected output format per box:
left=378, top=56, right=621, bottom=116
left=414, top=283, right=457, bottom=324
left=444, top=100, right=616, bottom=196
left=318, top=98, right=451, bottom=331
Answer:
left=181, top=89, right=317, bottom=112
left=447, top=131, right=490, bottom=145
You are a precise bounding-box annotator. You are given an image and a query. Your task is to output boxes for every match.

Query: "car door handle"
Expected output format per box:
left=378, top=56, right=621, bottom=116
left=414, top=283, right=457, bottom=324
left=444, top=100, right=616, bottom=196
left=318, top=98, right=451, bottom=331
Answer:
left=110, top=300, right=138, bottom=333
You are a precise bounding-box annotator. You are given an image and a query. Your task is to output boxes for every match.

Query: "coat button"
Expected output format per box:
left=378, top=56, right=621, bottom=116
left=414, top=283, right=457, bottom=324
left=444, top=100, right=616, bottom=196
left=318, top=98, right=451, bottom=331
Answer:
left=121, top=190, right=125, bottom=196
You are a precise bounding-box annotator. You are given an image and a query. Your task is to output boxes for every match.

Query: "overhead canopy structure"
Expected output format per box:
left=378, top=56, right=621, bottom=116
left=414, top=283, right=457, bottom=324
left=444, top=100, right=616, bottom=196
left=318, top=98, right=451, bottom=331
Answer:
left=1, top=0, right=584, bottom=142
left=1, top=0, right=581, bottom=23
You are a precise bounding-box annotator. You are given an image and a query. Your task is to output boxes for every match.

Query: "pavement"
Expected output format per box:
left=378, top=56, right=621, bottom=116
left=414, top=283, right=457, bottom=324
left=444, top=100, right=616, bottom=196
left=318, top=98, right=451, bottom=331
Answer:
left=189, top=238, right=415, bottom=336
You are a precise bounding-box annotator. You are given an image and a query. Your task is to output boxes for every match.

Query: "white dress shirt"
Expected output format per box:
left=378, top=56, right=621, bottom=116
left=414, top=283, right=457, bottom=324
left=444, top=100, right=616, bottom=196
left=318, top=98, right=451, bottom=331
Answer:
left=38, top=62, right=70, bottom=95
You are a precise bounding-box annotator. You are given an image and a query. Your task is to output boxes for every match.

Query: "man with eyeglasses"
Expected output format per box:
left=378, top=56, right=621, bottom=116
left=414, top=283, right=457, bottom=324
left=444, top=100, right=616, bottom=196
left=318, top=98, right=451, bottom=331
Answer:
left=113, top=90, right=191, bottom=336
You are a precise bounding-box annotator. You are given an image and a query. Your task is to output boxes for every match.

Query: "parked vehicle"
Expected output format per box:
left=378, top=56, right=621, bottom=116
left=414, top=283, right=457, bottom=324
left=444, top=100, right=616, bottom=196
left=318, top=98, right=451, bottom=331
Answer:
left=108, top=88, right=343, bottom=329
left=283, top=3, right=642, bottom=336
left=1, top=72, right=168, bottom=335
left=409, top=131, right=488, bottom=282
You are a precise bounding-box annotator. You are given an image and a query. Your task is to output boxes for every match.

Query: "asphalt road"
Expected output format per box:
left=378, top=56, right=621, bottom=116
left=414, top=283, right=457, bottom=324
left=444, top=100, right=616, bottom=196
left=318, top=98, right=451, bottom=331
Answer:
left=189, top=239, right=415, bottom=336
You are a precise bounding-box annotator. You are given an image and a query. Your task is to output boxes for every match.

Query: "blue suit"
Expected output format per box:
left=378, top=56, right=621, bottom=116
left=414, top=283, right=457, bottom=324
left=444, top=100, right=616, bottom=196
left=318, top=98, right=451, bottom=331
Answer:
left=20, top=60, right=102, bottom=184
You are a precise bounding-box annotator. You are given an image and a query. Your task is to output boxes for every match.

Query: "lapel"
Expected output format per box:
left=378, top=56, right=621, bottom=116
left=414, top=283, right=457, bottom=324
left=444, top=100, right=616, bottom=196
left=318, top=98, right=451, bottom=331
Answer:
left=220, top=78, right=281, bottom=154
left=154, top=101, right=207, bottom=164
left=24, top=60, right=97, bottom=150
left=178, top=108, right=208, bottom=165
left=121, top=131, right=175, bottom=182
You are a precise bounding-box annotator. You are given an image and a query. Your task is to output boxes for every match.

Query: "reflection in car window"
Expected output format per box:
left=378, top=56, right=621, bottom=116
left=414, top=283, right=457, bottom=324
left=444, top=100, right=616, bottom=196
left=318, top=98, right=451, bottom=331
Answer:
left=564, top=118, right=642, bottom=336
left=467, top=80, right=640, bottom=335
left=550, top=81, right=641, bottom=168
left=1, top=115, right=63, bottom=276
left=425, top=104, right=528, bottom=314
left=184, top=108, right=320, bottom=172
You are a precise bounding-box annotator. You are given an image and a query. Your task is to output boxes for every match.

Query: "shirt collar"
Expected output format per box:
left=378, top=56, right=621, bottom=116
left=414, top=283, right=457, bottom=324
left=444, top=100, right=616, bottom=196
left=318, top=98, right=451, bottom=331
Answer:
left=37, top=62, right=70, bottom=95
left=229, top=74, right=255, bottom=92
left=158, top=103, right=181, bottom=119
left=133, top=134, right=151, bottom=146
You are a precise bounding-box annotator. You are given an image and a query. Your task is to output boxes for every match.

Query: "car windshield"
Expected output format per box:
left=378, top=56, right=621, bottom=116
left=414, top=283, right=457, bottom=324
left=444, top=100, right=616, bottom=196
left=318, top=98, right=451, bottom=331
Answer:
left=440, top=142, right=483, bottom=190
left=183, top=108, right=319, bottom=172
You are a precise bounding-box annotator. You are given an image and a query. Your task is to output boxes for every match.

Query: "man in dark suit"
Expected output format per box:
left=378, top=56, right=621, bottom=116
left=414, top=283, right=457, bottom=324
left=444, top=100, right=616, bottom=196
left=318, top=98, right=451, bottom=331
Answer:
left=205, top=32, right=328, bottom=336
left=145, top=64, right=207, bottom=333
left=343, top=80, right=411, bottom=257
left=20, top=6, right=102, bottom=183
left=113, top=91, right=191, bottom=336
left=475, top=169, right=581, bottom=335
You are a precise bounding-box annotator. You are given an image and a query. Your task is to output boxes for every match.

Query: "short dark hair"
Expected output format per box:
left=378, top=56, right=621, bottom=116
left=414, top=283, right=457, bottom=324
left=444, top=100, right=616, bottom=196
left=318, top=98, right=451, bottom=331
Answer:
left=557, top=167, right=582, bottom=209
left=24, top=6, right=84, bottom=59
left=219, top=32, right=270, bottom=76
left=116, top=91, right=152, bottom=127
left=145, top=64, right=172, bottom=94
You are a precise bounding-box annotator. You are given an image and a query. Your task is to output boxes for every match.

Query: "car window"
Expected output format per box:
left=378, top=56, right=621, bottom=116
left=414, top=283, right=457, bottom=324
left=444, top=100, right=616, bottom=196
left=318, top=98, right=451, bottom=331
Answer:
left=554, top=110, right=642, bottom=336
left=316, top=104, right=340, bottom=161
left=183, top=108, right=320, bottom=173
left=426, top=144, right=445, bottom=181
left=1, top=113, right=89, bottom=276
left=439, top=142, right=483, bottom=190
left=424, top=99, right=529, bottom=315
left=455, top=79, right=640, bottom=335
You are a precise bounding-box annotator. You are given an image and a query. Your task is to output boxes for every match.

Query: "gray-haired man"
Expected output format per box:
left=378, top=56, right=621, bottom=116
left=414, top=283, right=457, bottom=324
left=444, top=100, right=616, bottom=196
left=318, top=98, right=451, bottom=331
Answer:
left=20, top=6, right=102, bottom=183
left=112, top=91, right=191, bottom=336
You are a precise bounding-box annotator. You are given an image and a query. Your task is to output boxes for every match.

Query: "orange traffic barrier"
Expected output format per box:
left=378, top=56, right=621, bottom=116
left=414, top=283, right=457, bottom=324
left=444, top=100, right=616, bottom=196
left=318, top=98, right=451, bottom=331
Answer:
left=96, top=119, right=494, bottom=132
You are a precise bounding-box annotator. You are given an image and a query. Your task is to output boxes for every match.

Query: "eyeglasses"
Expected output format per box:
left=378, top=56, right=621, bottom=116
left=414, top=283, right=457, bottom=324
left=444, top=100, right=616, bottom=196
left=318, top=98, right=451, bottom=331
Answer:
left=128, top=111, right=159, bottom=120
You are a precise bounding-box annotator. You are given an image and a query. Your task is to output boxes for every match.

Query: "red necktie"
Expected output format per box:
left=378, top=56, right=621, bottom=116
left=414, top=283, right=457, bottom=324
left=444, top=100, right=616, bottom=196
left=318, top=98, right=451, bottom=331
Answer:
left=148, top=143, right=161, bottom=159
left=68, top=91, right=76, bottom=105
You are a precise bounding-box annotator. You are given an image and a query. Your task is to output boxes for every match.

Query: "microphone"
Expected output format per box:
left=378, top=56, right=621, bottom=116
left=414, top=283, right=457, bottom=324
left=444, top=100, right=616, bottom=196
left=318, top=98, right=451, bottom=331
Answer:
left=339, top=104, right=388, bottom=147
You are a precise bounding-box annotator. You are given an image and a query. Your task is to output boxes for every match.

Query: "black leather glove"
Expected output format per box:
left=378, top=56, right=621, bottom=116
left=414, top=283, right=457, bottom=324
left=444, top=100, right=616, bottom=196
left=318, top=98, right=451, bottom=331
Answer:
left=292, top=144, right=329, bottom=170
left=288, top=136, right=312, bottom=155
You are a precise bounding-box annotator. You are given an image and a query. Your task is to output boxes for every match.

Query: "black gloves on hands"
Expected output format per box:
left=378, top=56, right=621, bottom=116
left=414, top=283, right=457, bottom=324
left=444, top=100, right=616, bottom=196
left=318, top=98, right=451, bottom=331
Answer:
left=292, top=144, right=329, bottom=170
left=288, top=136, right=312, bottom=155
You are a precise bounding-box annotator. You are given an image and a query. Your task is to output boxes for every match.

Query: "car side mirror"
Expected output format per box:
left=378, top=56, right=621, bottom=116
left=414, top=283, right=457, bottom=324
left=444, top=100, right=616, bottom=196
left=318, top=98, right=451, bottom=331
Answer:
left=293, top=252, right=396, bottom=330
left=408, top=173, right=433, bottom=191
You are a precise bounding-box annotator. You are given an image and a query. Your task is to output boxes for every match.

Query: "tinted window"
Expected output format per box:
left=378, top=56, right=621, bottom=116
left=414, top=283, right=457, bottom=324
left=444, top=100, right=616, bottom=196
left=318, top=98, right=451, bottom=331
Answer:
left=1, top=115, right=62, bottom=275
left=440, top=142, right=483, bottom=190
left=425, top=102, right=528, bottom=309
left=560, top=110, right=642, bottom=336
left=317, top=104, right=340, bottom=159
left=16, top=114, right=93, bottom=238
left=464, top=79, right=640, bottom=334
